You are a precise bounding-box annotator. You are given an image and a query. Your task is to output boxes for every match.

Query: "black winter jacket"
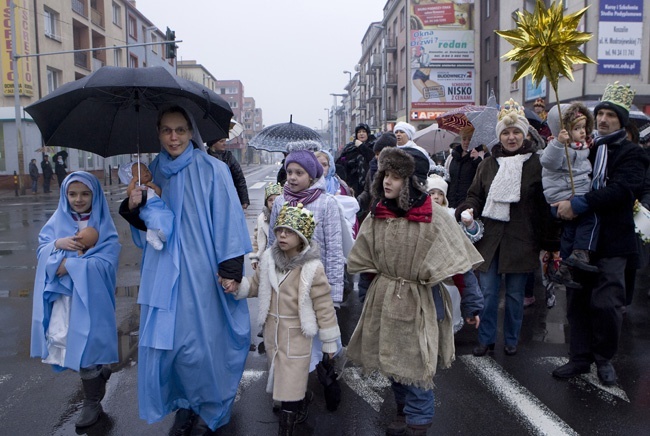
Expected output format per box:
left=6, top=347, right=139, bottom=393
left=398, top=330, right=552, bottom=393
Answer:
left=335, top=141, right=374, bottom=197
left=447, top=145, right=482, bottom=208
left=583, top=138, right=649, bottom=257
left=207, top=149, right=250, bottom=206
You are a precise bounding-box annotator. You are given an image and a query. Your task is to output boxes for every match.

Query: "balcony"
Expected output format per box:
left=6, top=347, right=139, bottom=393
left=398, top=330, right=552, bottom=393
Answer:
left=72, top=0, right=87, bottom=17
left=92, top=57, right=104, bottom=71
left=370, top=53, right=382, bottom=70
left=368, top=86, right=381, bottom=101
left=91, top=7, right=104, bottom=28
left=385, top=34, right=397, bottom=52
left=386, top=73, right=397, bottom=88
left=357, top=75, right=366, bottom=85
left=74, top=51, right=89, bottom=69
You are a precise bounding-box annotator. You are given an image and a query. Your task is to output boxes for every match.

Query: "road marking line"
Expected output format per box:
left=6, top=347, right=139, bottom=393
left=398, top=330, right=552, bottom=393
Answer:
left=249, top=182, right=267, bottom=190
left=236, top=369, right=267, bottom=402
left=538, top=357, right=630, bottom=403
left=341, top=367, right=391, bottom=412
left=0, top=374, right=12, bottom=384
left=460, top=355, right=578, bottom=436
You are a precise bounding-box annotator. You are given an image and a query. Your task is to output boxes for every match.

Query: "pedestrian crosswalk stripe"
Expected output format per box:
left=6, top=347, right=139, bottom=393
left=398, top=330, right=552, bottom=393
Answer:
left=460, top=355, right=578, bottom=436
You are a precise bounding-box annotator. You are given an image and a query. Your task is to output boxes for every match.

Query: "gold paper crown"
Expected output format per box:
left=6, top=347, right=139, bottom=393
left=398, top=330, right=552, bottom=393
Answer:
left=275, top=202, right=316, bottom=243
left=265, top=183, right=282, bottom=200
left=601, top=81, right=635, bottom=112
left=498, top=98, right=525, bottom=121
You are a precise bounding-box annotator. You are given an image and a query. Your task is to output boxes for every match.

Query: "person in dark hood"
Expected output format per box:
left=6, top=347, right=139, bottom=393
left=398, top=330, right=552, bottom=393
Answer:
left=207, top=136, right=250, bottom=209
left=335, top=123, right=375, bottom=212
left=41, top=155, right=54, bottom=193
left=55, top=155, right=68, bottom=187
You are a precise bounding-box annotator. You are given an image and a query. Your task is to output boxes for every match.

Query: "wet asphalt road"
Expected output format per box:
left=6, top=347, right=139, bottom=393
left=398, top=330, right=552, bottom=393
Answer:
left=1, top=164, right=650, bottom=435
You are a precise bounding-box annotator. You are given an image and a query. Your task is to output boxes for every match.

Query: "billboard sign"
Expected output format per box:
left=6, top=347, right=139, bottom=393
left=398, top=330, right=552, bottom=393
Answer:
left=597, top=0, right=643, bottom=74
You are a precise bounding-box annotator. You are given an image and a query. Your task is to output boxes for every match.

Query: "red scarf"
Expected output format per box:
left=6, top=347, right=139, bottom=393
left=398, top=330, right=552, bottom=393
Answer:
left=373, top=196, right=432, bottom=223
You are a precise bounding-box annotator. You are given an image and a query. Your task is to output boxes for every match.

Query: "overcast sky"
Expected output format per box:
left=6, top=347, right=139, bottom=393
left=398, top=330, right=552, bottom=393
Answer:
left=135, top=0, right=385, bottom=131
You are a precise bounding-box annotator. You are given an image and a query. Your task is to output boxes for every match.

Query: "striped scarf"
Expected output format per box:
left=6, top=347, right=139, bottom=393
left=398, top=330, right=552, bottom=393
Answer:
left=591, top=129, right=627, bottom=190
left=283, top=183, right=322, bottom=206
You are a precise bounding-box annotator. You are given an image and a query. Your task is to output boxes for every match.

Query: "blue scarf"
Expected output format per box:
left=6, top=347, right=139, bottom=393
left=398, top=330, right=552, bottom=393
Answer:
left=320, top=150, right=341, bottom=195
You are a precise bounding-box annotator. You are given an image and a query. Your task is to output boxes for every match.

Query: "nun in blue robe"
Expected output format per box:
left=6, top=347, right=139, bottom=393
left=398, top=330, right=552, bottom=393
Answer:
left=124, top=136, right=252, bottom=431
left=31, top=171, right=121, bottom=371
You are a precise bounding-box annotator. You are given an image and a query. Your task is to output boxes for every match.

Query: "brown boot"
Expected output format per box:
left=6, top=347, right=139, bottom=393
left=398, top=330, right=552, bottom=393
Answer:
left=404, top=423, right=432, bottom=435
left=563, top=249, right=599, bottom=273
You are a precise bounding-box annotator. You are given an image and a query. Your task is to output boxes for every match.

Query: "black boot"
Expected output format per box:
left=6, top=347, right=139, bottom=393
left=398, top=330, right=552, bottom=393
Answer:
left=75, top=366, right=111, bottom=428
left=190, top=415, right=213, bottom=436
left=295, top=390, right=313, bottom=424
left=278, top=410, right=297, bottom=436
left=386, top=403, right=407, bottom=435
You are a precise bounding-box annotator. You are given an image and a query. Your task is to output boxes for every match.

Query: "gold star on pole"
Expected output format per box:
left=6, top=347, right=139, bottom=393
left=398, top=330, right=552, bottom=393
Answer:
left=496, top=0, right=595, bottom=91
left=495, top=0, right=596, bottom=195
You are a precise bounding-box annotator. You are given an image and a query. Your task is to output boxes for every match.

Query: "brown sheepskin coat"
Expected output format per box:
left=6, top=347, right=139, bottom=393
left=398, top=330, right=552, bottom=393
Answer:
left=346, top=202, right=483, bottom=389
left=237, top=243, right=340, bottom=401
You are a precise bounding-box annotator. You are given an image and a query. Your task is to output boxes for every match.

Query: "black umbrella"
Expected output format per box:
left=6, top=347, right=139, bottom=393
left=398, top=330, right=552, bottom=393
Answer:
left=248, top=115, right=324, bottom=153
left=315, top=353, right=341, bottom=412
left=25, top=66, right=233, bottom=157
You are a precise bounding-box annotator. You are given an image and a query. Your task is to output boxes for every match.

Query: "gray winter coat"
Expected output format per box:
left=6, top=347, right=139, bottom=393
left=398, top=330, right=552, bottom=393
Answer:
left=540, top=138, right=592, bottom=203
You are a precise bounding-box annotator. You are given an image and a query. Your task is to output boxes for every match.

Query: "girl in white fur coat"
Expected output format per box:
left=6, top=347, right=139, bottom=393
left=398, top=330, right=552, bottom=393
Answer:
left=228, top=203, right=340, bottom=435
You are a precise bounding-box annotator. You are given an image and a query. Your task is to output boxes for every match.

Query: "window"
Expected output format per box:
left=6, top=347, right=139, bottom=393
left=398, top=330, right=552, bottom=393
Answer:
left=400, top=47, right=406, bottom=70
left=113, top=47, right=122, bottom=66
left=485, top=80, right=491, bottom=99
left=510, top=66, right=519, bottom=91
left=127, top=14, right=137, bottom=39
left=44, top=7, right=60, bottom=40
left=230, top=101, right=238, bottom=109
left=486, top=0, right=490, bottom=18
left=151, top=34, right=158, bottom=54
left=129, top=54, right=138, bottom=68
left=399, top=7, right=405, bottom=30
left=112, top=2, right=121, bottom=26
left=400, top=86, right=406, bottom=110
left=485, top=37, right=491, bottom=62
left=46, top=67, right=61, bottom=94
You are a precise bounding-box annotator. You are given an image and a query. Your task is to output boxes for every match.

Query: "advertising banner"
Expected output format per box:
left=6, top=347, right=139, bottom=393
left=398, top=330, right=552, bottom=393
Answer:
left=411, top=29, right=474, bottom=68
left=1, top=0, right=34, bottom=96
left=409, top=1, right=475, bottom=117
left=597, top=0, right=643, bottom=75
left=411, top=68, right=475, bottom=115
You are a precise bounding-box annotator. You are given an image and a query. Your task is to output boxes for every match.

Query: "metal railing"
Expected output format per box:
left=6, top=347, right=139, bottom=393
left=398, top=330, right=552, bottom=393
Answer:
left=72, top=0, right=87, bottom=17
left=91, top=7, right=104, bottom=28
left=74, top=51, right=89, bottom=69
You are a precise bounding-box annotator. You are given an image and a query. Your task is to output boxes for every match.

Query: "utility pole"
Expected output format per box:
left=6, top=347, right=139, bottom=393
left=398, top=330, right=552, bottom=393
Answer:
left=10, top=0, right=25, bottom=194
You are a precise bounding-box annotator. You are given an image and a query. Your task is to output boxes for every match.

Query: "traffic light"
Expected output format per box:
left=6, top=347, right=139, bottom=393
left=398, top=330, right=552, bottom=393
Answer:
left=165, top=27, right=177, bottom=59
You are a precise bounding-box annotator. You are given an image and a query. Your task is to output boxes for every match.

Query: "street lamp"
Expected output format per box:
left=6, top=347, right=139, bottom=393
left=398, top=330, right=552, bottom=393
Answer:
left=330, top=93, right=348, bottom=152
left=343, top=70, right=352, bottom=84
left=319, top=118, right=323, bottom=131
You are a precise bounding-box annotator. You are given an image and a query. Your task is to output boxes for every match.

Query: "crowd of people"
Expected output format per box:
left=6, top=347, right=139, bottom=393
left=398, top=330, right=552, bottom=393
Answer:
left=29, top=83, right=650, bottom=436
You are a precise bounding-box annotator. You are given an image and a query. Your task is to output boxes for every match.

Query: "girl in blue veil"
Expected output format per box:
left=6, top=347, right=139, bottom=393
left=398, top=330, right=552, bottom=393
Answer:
left=31, top=171, right=121, bottom=428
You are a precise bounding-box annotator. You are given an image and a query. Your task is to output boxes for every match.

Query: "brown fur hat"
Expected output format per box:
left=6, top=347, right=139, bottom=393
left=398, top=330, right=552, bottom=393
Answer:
left=562, top=102, right=594, bottom=135
left=372, top=147, right=416, bottom=211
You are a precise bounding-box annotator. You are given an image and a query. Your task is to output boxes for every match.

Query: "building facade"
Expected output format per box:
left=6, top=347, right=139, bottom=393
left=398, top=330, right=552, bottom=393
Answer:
left=0, top=0, right=174, bottom=180
left=344, top=0, right=650, bottom=139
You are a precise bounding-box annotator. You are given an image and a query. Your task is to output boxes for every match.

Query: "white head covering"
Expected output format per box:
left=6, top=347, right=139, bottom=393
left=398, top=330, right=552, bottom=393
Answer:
left=426, top=174, right=448, bottom=207
left=394, top=121, right=416, bottom=140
